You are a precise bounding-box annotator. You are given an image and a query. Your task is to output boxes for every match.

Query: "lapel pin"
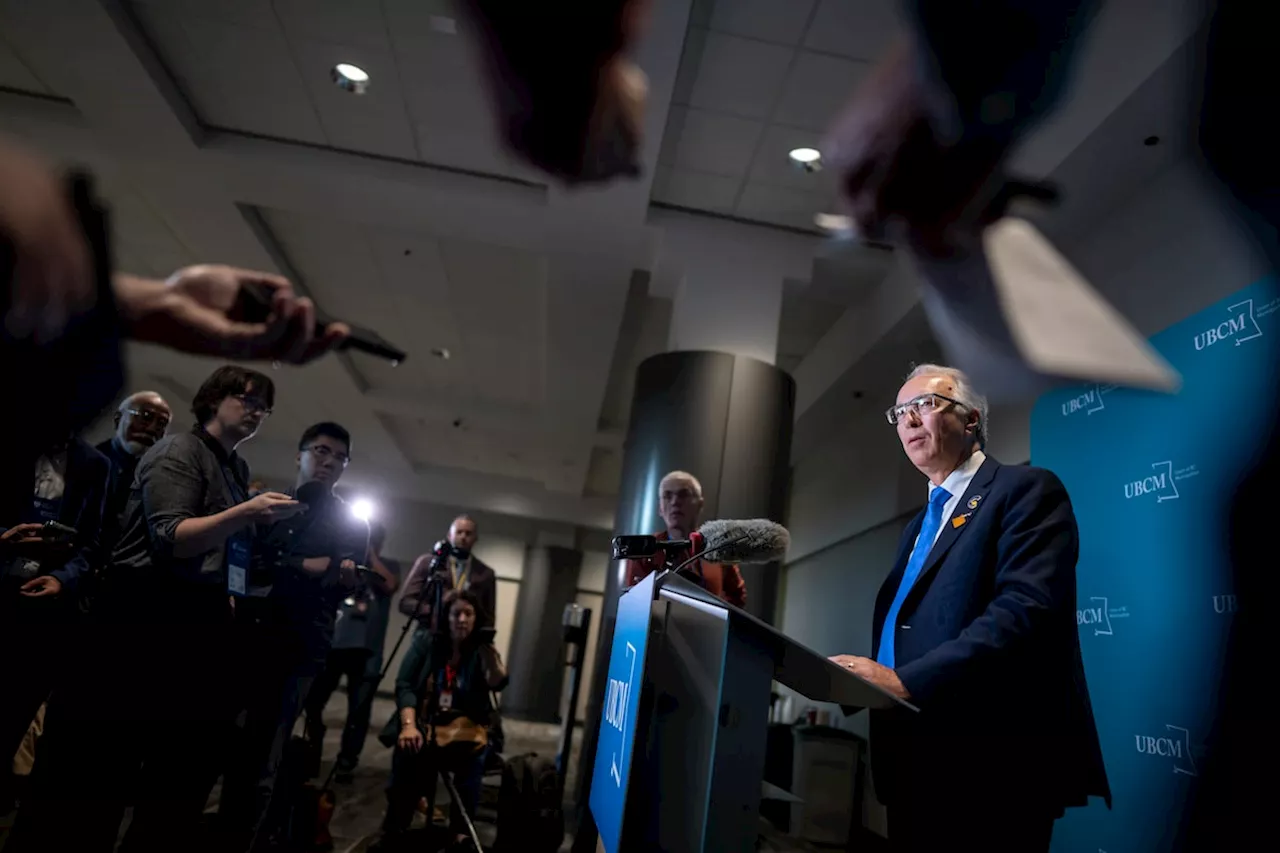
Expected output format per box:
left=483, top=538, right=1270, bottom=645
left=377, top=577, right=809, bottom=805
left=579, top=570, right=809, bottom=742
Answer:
left=967, top=495, right=982, bottom=510
left=952, top=514, right=969, bottom=529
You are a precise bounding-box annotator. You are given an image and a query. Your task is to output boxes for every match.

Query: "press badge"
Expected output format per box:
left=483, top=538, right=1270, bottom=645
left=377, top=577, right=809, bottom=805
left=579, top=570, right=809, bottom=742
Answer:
left=226, top=535, right=253, bottom=597
left=438, top=690, right=453, bottom=712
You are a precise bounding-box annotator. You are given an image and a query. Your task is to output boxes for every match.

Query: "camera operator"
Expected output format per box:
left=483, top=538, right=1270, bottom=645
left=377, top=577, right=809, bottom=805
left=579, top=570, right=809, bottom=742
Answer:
left=401, top=515, right=496, bottom=629
left=6, top=365, right=300, bottom=853
left=304, top=521, right=400, bottom=784
left=217, top=422, right=368, bottom=850
left=0, top=432, right=108, bottom=805
left=372, top=589, right=508, bottom=852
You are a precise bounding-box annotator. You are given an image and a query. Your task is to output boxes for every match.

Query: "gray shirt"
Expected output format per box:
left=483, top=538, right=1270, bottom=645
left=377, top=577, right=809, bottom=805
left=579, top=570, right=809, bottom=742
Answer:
left=109, top=429, right=251, bottom=590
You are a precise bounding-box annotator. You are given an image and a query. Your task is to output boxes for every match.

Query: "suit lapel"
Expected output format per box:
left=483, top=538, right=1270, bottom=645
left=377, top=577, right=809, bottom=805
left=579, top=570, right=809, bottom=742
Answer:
left=57, top=443, right=86, bottom=526
left=902, top=457, right=1001, bottom=612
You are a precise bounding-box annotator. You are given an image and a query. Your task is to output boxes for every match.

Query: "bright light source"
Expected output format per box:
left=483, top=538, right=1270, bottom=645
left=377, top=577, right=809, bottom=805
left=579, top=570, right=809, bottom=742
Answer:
left=351, top=498, right=375, bottom=522
left=814, top=212, right=854, bottom=235
left=331, top=63, right=370, bottom=94
left=788, top=147, right=821, bottom=164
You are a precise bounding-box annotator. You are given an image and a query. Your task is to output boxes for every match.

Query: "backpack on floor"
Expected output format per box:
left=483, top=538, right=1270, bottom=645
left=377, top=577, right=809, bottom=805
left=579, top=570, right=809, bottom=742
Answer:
left=493, top=753, right=564, bottom=853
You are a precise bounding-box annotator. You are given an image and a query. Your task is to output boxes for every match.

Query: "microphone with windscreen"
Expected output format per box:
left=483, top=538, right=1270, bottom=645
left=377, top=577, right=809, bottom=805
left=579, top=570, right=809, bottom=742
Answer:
left=294, top=480, right=329, bottom=508
left=691, top=519, right=790, bottom=565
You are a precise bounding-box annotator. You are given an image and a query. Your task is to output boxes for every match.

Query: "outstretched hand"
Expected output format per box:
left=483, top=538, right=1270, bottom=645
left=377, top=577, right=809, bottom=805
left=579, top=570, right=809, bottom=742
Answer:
left=117, top=265, right=348, bottom=364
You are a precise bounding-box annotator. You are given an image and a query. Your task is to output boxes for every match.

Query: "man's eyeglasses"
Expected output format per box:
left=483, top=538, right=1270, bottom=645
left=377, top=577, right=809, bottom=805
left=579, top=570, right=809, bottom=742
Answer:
left=234, top=394, right=272, bottom=416
left=127, top=409, right=170, bottom=430
left=305, top=444, right=350, bottom=466
left=661, top=488, right=697, bottom=502
left=885, top=393, right=967, bottom=425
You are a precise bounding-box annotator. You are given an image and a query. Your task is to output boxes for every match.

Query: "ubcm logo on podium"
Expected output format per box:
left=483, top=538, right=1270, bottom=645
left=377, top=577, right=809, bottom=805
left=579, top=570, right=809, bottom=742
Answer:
left=590, top=571, right=656, bottom=853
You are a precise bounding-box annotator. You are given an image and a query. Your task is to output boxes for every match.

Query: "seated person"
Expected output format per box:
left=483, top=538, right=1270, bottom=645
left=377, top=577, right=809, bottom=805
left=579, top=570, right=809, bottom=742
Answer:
left=624, top=470, right=746, bottom=607
left=375, top=590, right=508, bottom=850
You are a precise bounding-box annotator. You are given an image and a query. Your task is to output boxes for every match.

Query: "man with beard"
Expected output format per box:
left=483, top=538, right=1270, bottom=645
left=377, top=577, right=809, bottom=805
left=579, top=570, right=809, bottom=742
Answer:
left=401, top=515, right=496, bottom=629
left=91, top=392, right=171, bottom=605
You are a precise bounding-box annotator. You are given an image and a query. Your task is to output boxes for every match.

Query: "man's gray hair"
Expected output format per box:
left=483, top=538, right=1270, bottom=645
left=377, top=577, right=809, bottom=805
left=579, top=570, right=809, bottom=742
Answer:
left=905, top=363, right=989, bottom=448
left=660, top=470, right=703, bottom=499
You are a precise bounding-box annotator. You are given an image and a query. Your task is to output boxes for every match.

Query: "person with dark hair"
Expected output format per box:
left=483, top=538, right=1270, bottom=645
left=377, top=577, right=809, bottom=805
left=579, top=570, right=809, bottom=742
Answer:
left=373, top=589, right=508, bottom=852
left=8, top=365, right=303, bottom=853
left=217, top=420, right=369, bottom=849
left=305, top=520, right=401, bottom=783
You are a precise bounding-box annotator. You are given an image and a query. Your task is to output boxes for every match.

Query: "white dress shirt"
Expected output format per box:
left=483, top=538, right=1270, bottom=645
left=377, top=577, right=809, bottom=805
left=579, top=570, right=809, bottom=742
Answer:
left=916, top=449, right=987, bottom=553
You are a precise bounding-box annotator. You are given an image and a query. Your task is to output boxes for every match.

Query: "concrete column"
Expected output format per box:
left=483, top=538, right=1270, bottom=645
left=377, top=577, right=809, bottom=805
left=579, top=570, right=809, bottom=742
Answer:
left=502, top=544, right=583, bottom=722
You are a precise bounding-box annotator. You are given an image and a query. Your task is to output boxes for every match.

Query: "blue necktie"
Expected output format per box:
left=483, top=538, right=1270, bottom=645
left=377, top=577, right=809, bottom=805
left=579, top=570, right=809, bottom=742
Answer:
left=877, top=486, right=952, bottom=669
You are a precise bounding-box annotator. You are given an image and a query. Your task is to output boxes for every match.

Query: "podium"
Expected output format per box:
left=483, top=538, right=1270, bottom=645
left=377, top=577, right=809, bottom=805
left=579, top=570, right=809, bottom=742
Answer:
left=589, top=571, right=917, bottom=853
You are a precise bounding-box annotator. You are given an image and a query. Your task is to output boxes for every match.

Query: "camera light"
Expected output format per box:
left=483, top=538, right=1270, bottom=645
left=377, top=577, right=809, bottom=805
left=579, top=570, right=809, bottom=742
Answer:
left=351, top=498, right=375, bottom=522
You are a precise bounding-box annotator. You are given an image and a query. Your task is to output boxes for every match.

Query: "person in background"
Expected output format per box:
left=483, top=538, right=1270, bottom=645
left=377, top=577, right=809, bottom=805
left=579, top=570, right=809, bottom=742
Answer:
left=7, top=365, right=303, bottom=853
left=306, top=521, right=401, bottom=784
left=624, top=470, right=746, bottom=608
left=93, top=392, right=171, bottom=582
left=0, top=432, right=108, bottom=809
left=401, top=515, right=497, bottom=629
left=373, top=589, right=508, bottom=853
left=829, top=364, right=1107, bottom=852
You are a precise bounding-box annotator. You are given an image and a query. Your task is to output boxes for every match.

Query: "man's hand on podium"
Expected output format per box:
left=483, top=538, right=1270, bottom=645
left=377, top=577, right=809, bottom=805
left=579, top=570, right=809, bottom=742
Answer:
left=829, top=654, right=910, bottom=701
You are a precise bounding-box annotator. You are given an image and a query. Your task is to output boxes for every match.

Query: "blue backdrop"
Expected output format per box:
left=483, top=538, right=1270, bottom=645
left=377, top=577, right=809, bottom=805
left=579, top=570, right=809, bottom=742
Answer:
left=1033, top=277, right=1279, bottom=852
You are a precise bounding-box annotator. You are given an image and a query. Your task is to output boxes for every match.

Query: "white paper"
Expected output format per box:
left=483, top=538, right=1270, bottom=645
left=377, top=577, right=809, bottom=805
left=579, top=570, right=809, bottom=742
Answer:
left=908, top=218, right=1180, bottom=399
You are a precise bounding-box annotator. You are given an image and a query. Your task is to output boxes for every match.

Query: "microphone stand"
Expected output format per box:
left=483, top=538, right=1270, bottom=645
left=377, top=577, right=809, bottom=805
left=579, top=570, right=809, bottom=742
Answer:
left=653, top=533, right=749, bottom=584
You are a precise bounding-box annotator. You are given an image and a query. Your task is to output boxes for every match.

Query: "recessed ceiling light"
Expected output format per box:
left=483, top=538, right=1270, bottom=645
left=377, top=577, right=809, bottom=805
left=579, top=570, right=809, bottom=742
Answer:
left=789, top=147, right=822, bottom=172
left=331, top=63, right=370, bottom=94
left=814, top=212, right=853, bottom=235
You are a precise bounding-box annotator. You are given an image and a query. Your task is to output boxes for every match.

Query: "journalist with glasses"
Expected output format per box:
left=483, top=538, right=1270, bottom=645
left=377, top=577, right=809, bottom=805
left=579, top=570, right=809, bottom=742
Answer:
left=828, top=364, right=1109, bottom=853
left=8, top=365, right=305, bottom=853
left=217, top=421, right=368, bottom=850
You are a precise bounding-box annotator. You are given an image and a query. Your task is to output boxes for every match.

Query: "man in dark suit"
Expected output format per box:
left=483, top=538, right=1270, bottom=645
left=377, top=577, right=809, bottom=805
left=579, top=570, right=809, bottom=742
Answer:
left=830, top=363, right=1108, bottom=852
left=0, top=433, right=109, bottom=799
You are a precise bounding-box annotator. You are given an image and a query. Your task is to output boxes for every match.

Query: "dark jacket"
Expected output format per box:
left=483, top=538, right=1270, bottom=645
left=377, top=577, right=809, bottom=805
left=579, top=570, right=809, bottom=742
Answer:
left=870, top=457, right=1110, bottom=813
left=42, top=438, right=110, bottom=592
left=95, top=436, right=140, bottom=553
left=378, top=628, right=508, bottom=747
left=400, top=552, right=497, bottom=628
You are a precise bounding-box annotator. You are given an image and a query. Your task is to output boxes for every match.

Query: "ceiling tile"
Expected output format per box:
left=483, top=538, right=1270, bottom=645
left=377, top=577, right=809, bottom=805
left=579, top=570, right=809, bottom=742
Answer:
left=746, top=124, right=838, bottom=191
left=803, top=0, right=901, bottom=61
left=285, top=38, right=419, bottom=160
left=0, top=32, right=52, bottom=94
left=662, top=107, right=764, bottom=178
left=669, top=26, right=707, bottom=106
left=135, top=9, right=327, bottom=144
left=438, top=240, right=546, bottom=340
left=686, top=32, right=793, bottom=119
left=708, top=0, right=817, bottom=46
left=772, top=51, right=869, bottom=132
left=129, top=0, right=278, bottom=30
left=736, top=182, right=831, bottom=230
left=270, top=0, right=392, bottom=52
left=381, top=0, right=466, bottom=38
left=651, top=167, right=741, bottom=213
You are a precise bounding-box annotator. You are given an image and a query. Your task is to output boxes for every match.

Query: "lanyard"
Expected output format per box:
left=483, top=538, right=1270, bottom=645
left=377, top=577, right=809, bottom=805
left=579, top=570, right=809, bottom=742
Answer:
left=449, top=555, right=471, bottom=590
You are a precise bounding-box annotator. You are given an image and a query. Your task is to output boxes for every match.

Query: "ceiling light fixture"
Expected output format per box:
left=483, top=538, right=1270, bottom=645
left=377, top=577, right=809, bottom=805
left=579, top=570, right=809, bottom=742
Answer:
left=430, top=346, right=451, bottom=360
left=789, top=147, right=822, bottom=173
left=814, top=212, right=853, bottom=236
left=331, top=63, right=370, bottom=94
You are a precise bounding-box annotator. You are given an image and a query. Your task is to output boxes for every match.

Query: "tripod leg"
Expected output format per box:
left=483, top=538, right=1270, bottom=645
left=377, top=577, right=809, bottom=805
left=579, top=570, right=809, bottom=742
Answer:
left=438, top=768, right=484, bottom=852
